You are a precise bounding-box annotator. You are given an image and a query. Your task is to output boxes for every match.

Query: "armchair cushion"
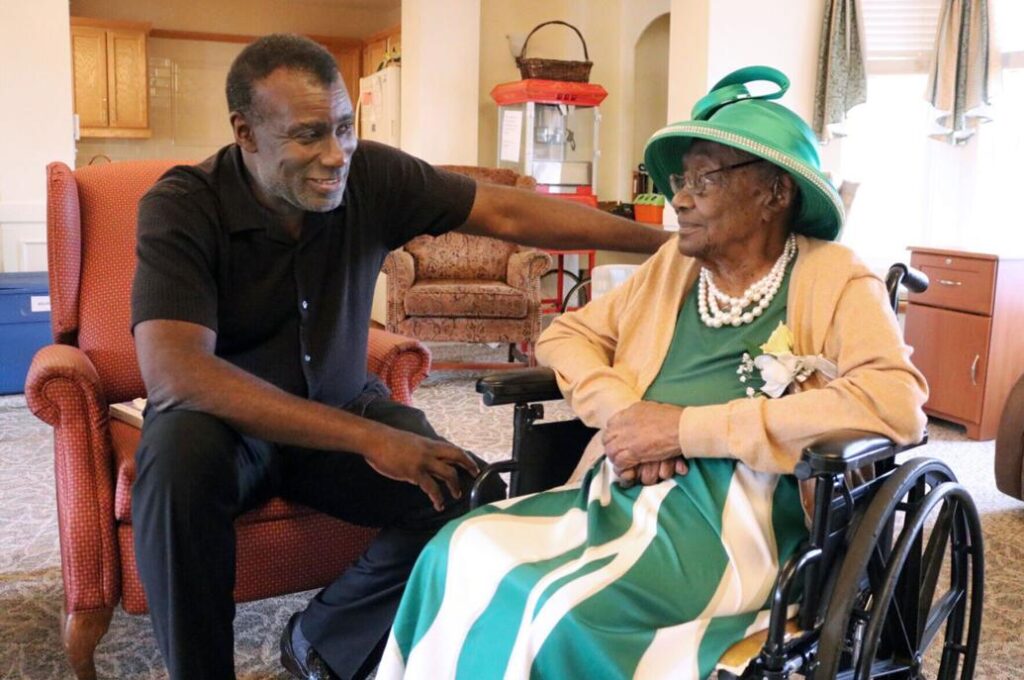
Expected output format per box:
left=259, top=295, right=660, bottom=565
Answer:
left=110, top=420, right=318, bottom=524
left=404, top=279, right=528, bottom=318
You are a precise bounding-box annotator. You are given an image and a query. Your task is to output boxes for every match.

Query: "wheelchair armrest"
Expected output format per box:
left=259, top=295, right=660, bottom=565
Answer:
left=794, top=429, right=927, bottom=480
left=476, top=367, right=563, bottom=406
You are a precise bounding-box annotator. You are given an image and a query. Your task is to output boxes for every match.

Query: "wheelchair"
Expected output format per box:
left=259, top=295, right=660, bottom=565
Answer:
left=469, top=263, right=984, bottom=679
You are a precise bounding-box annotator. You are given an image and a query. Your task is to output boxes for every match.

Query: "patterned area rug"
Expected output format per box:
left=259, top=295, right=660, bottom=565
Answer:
left=1, top=342, right=1022, bottom=679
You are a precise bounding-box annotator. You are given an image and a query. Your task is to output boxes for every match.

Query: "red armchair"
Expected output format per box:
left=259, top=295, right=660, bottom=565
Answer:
left=25, top=160, right=432, bottom=679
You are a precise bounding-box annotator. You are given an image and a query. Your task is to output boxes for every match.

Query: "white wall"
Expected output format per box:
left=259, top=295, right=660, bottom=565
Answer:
left=401, top=0, right=481, bottom=163
left=667, top=0, right=711, bottom=122
left=666, top=0, right=823, bottom=122
left=706, top=0, right=822, bottom=119
left=0, top=0, right=76, bottom=272
left=628, top=10, right=671, bottom=190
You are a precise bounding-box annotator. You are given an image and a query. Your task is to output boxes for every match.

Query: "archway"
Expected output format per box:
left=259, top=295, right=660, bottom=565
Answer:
left=631, top=13, right=670, bottom=198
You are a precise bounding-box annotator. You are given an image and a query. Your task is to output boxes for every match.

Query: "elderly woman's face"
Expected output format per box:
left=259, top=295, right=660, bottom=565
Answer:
left=670, top=140, right=777, bottom=262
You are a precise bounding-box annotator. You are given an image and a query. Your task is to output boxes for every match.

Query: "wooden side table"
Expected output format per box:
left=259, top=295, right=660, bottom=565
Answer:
left=904, top=247, right=1024, bottom=440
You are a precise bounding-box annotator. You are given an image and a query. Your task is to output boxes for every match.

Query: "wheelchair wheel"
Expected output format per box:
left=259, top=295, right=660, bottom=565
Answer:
left=816, top=457, right=983, bottom=679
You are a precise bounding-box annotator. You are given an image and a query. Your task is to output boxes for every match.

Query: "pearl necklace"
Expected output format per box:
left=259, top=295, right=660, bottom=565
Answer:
left=697, top=234, right=797, bottom=328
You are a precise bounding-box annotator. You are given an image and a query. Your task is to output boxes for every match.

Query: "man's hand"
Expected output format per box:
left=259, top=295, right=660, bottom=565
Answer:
left=603, top=401, right=685, bottom=472
left=365, top=430, right=481, bottom=512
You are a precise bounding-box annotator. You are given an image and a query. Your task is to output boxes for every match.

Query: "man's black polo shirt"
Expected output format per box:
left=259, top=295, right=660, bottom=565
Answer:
left=131, top=142, right=475, bottom=407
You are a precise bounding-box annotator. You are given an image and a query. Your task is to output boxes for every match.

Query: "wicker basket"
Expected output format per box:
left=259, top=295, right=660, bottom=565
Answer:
left=515, top=21, right=593, bottom=83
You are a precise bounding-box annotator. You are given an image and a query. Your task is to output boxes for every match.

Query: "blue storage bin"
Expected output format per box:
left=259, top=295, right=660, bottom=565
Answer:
left=0, top=272, right=52, bottom=395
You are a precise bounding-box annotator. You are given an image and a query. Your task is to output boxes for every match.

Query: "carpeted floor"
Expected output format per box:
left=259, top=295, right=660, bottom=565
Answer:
left=2, top=342, right=1023, bottom=679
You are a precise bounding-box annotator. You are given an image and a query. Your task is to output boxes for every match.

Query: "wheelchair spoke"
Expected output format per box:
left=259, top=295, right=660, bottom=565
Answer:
left=867, top=525, right=916, bottom=659
left=919, top=587, right=964, bottom=654
left=917, top=500, right=954, bottom=630
left=836, top=658, right=915, bottom=679
left=880, top=577, right=916, bottom=659
left=866, top=543, right=890, bottom=598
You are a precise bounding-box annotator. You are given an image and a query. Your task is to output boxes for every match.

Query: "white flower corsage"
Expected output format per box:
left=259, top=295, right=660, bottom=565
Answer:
left=737, top=322, right=838, bottom=398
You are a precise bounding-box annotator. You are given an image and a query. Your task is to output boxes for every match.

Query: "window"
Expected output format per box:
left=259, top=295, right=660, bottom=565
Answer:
left=835, top=0, right=1024, bottom=268
left=861, top=0, right=942, bottom=74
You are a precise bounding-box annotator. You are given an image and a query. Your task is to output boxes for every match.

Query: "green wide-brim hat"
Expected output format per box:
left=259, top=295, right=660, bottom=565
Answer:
left=644, top=65, right=844, bottom=241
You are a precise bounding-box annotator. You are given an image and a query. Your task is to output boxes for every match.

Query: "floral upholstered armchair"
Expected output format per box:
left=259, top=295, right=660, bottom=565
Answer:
left=382, top=166, right=551, bottom=364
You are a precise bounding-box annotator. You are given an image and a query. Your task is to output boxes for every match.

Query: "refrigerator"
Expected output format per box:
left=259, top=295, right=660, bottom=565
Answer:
left=358, top=66, right=401, bottom=147
left=361, top=66, right=401, bottom=325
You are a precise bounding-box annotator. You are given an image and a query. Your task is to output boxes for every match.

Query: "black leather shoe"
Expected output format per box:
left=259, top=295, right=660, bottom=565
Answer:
left=280, top=612, right=340, bottom=680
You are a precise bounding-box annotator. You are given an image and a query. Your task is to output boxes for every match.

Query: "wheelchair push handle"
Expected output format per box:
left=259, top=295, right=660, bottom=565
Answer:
left=885, top=263, right=928, bottom=313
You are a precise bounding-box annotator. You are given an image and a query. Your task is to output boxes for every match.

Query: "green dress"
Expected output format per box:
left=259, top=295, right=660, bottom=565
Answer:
left=378, top=266, right=808, bottom=680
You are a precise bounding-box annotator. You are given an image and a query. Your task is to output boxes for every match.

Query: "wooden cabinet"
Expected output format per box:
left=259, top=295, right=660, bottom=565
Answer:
left=362, top=38, right=389, bottom=77
left=327, top=44, right=363, bottom=103
left=361, top=26, right=400, bottom=77
left=904, top=247, right=1024, bottom=439
left=70, top=18, right=151, bottom=138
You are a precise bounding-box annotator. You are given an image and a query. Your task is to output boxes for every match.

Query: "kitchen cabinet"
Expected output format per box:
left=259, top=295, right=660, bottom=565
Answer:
left=70, top=18, right=151, bottom=138
left=904, top=247, right=1024, bottom=440
left=327, top=44, right=362, bottom=103
left=361, top=27, right=400, bottom=77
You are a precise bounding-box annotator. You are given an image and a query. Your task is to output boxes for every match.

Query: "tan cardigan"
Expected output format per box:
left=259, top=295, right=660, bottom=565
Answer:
left=535, top=234, right=928, bottom=477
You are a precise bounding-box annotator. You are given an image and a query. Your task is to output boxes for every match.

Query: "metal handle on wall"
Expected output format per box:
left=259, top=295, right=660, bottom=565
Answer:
left=970, top=354, right=980, bottom=386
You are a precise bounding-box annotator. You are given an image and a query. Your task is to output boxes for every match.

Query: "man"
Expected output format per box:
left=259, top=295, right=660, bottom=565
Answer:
left=131, top=33, right=670, bottom=680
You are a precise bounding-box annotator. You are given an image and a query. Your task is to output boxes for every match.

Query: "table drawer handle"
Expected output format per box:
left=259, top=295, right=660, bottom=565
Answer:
left=938, top=279, right=963, bottom=287
left=970, top=354, right=980, bottom=386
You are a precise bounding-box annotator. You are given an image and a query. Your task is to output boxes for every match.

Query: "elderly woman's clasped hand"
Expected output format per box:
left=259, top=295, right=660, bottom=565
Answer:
left=603, top=401, right=690, bottom=486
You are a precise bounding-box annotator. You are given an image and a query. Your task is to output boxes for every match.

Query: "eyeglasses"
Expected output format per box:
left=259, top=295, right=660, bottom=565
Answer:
left=668, top=158, right=765, bottom=197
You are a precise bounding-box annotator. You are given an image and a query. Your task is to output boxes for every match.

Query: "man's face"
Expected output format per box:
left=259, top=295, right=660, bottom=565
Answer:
left=238, top=67, right=357, bottom=215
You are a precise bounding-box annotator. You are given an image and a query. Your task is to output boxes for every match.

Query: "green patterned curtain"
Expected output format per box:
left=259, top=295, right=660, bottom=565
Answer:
left=812, top=0, right=867, bottom=142
left=926, top=0, right=1001, bottom=144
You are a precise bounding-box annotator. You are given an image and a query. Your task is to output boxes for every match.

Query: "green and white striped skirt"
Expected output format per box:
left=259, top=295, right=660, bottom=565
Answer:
left=378, top=456, right=806, bottom=679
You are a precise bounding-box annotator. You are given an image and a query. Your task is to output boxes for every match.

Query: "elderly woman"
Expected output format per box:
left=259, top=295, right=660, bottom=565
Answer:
left=376, top=66, right=927, bottom=680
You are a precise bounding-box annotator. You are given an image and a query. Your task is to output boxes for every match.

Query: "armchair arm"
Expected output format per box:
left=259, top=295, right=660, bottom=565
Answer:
left=25, top=344, right=110, bottom=426
left=382, top=249, right=414, bottom=288
left=794, top=429, right=926, bottom=480
left=476, top=367, right=563, bottom=406
left=24, top=344, right=122, bottom=611
left=382, top=250, right=415, bottom=327
left=995, top=373, right=1024, bottom=499
left=507, top=250, right=552, bottom=291
left=367, top=327, right=431, bottom=405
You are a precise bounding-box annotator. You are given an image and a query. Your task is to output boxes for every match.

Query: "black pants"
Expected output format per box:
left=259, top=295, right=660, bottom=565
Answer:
left=132, top=386, right=503, bottom=680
